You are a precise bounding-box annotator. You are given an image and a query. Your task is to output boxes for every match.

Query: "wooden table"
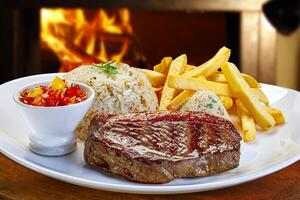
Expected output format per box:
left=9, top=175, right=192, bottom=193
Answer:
left=0, top=153, right=299, bottom=200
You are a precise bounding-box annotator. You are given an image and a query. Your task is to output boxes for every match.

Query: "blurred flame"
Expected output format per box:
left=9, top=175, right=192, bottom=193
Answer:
left=40, top=8, right=133, bottom=71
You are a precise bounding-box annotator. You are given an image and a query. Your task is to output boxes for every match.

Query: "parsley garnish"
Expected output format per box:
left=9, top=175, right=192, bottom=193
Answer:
left=206, top=103, right=214, bottom=109
left=208, top=95, right=217, bottom=103
left=206, top=95, right=217, bottom=109
left=92, top=61, right=118, bottom=76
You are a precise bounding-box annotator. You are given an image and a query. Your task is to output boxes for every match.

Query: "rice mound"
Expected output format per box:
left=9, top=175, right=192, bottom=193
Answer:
left=180, top=90, right=230, bottom=120
left=64, top=63, right=158, bottom=140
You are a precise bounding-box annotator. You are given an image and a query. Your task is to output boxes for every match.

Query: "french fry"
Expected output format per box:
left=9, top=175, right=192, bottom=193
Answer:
left=221, top=62, right=275, bottom=129
left=207, top=72, right=267, bottom=104
left=241, top=73, right=261, bottom=88
left=218, top=95, right=233, bottom=110
left=265, top=106, right=285, bottom=125
left=252, top=88, right=269, bottom=105
left=183, top=46, right=231, bottom=78
left=167, top=74, right=267, bottom=103
left=185, top=64, right=197, bottom=72
left=168, top=75, right=234, bottom=97
left=166, top=90, right=195, bottom=110
left=208, top=72, right=227, bottom=83
left=159, top=54, right=187, bottom=110
left=137, top=68, right=166, bottom=87
left=166, top=47, right=231, bottom=110
left=236, top=100, right=256, bottom=142
left=208, top=72, right=261, bottom=88
left=153, top=57, right=173, bottom=76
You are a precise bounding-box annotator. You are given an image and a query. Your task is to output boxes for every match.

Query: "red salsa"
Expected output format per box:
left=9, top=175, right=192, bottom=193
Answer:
left=19, top=77, right=87, bottom=106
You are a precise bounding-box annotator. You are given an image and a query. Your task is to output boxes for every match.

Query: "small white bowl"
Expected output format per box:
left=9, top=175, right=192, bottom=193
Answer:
left=13, top=79, right=95, bottom=156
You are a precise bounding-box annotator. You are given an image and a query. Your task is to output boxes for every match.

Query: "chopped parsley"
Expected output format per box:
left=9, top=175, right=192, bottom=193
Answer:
left=208, top=95, right=217, bottom=103
left=206, top=95, right=217, bottom=109
left=206, top=103, right=214, bottom=109
left=92, top=61, right=118, bottom=76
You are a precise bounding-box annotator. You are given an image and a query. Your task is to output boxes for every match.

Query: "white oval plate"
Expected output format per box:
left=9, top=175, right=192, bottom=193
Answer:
left=0, top=73, right=299, bottom=194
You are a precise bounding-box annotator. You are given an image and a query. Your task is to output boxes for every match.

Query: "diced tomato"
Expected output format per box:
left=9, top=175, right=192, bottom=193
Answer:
left=73, top=85, right=82, bottom=96
left=31, top=96, right=45, bottom=106
left=75, top=97, right=85, bottom=103
left=46, top=89, right=55, bottom=98
left=55, top=90, right=63, bottom=101
left=59, top=97, right=70, bottom=106
left=40, top=85, right=48, bottom=93
left=70, top=96, right=76, bottom=104
left=45, top=96, right=56, bottom=106
left=23, top=97, right=34, bottom=105
left=19, top=77, right=87, bottom=107
left=20, top=88, right=30, bottom=97
left=65, top=87, right=77, bottom=98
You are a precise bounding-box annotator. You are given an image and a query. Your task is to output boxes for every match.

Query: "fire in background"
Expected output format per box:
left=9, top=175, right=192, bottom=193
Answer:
left=40, top=8, right=145, bottom=72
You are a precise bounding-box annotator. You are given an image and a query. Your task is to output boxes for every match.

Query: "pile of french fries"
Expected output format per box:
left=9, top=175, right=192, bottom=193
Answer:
left=138, top=47, right=285, bottom=142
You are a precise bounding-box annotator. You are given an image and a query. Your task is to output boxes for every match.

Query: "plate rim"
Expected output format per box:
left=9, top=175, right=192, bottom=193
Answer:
left=1, top=73, right=300, bottom=194
left=1, top=130, right=299, bottom=194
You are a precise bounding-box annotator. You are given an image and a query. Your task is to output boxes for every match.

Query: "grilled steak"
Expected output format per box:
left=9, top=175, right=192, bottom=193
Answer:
left=84, top=111, right=241, bottom=183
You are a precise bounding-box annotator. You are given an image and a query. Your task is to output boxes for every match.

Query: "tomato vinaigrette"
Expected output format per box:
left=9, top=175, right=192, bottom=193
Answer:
left=19, top=77, right=87, bottom=106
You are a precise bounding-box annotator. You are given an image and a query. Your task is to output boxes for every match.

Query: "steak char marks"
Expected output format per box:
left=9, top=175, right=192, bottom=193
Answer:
left=84, top=111, right=241, bottom=183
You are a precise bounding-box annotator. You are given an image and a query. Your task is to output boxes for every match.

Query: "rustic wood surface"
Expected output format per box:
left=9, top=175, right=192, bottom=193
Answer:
left=0, top=153, right=299, bottom=200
